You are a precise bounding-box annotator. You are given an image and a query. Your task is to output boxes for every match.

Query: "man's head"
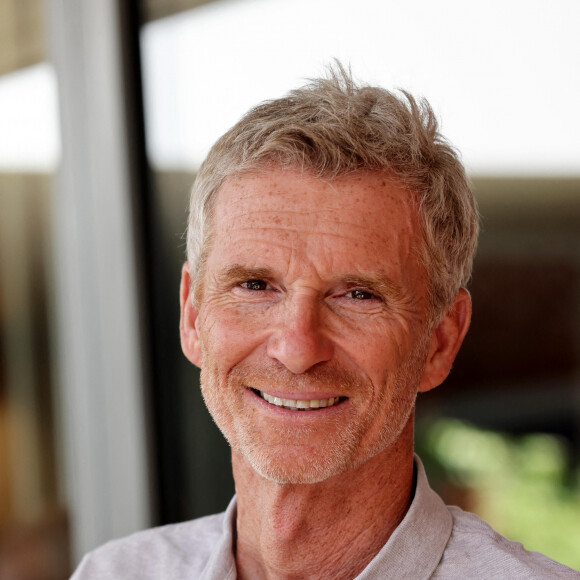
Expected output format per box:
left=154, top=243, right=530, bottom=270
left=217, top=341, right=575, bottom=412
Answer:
left=186, top=64, right=479, bottom=323
left=180, top=66, right=478, bottom=485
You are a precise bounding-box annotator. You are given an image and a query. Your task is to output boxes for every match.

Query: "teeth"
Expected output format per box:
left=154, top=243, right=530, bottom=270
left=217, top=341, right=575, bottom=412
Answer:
left=260, top=392, right=342, bottom=410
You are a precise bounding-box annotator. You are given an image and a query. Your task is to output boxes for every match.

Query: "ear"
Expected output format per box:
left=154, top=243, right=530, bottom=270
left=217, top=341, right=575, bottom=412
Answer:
left=418, top=288, right=471, bottom=393
left=179, top=262, right=202, bottom=367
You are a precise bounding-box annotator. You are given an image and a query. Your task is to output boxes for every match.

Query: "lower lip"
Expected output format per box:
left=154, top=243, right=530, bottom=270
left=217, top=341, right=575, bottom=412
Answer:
left=247, top=388, right=348, bottom=416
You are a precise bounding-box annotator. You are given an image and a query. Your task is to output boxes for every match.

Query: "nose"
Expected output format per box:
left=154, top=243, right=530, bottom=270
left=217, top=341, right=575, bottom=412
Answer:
left=267, top=294, right=334, bottom=374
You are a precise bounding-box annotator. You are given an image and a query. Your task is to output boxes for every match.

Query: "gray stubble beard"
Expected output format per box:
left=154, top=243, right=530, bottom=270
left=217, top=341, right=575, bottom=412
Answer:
left=199, top=335, right=429, bottom=485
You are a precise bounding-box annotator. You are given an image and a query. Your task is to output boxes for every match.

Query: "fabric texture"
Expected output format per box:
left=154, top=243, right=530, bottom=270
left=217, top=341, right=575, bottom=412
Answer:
left=70, top=458, right=580, bottom=579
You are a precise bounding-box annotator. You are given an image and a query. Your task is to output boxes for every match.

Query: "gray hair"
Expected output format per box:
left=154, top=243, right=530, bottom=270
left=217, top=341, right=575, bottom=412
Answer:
left=186, top=64, right=479, bottom=320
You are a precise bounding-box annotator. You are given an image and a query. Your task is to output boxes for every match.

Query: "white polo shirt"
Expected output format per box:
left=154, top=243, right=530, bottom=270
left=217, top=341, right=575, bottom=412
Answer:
left=71, top=458, right=580, bottom=579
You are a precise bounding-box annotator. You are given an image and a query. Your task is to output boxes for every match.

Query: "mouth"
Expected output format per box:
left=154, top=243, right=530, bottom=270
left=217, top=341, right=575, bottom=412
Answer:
left=252, top=389, right=346, bottom=411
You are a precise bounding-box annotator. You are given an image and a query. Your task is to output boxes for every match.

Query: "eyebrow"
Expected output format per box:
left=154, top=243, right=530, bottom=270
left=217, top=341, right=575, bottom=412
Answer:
left=216, top=265, right=274, bottom=285
left=216, top=265, right=408, bottom=302
left=338, top=274, right=408, bottom=303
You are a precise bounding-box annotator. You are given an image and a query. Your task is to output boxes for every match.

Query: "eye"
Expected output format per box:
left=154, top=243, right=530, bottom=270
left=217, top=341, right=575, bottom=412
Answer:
left=347, top=289, right=377, bottom=301
left=240, top=279, right=269, bottom=291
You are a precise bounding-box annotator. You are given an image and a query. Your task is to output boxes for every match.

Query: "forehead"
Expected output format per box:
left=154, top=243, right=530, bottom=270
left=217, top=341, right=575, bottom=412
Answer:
left=207, top=169, right=424, bottom=285
left=213, top=169, right=418, bottom=230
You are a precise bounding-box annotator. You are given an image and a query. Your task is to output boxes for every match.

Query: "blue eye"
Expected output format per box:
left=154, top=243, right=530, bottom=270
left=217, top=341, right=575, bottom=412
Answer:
left=241, top=279, right=269, bottom=291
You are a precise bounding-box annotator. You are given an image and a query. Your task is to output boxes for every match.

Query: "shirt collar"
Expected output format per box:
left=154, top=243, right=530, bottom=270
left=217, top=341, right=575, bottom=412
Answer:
left=200, top=496, right=238, bottom=580
left=355, top=455, right=452, bottom=579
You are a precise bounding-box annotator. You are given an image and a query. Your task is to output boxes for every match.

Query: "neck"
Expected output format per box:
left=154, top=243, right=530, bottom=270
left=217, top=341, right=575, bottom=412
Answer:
left=233, top=422, right=415, bottom=580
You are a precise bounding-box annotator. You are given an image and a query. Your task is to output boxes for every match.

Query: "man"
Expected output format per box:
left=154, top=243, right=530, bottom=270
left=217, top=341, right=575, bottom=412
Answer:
left=72, top=67, right=579, bottom=579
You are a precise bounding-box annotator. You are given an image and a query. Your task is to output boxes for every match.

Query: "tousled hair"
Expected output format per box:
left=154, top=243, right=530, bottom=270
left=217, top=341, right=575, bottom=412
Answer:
left=186, top=64, right=479, bottom=321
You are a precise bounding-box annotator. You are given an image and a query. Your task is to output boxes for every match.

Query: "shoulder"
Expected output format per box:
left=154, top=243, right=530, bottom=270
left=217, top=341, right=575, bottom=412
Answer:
left=71, top=512, right=226, bottom=580
left=433, top=506, right=580, bottom=579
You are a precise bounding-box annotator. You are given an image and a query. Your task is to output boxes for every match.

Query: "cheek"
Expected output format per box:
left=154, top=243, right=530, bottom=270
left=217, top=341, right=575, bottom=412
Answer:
left=199, top=304, right=268, bottom=368
left=339, top=319, right=417, bottom=378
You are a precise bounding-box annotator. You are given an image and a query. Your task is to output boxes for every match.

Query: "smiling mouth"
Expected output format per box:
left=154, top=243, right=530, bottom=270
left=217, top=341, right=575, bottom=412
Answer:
left=253, top=389, right=346, bottom=411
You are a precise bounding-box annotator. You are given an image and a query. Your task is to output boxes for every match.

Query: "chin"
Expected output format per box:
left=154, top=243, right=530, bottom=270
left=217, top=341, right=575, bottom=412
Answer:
left=237, top=444, right=358, bottom=485
left=231, top=413, right=414, bottom=485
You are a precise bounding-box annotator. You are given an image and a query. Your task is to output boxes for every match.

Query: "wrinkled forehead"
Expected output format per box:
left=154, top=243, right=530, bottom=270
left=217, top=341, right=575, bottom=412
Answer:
left=213, top=168, right=421, bottom=229
left=208, top=169, right=426, bottom=285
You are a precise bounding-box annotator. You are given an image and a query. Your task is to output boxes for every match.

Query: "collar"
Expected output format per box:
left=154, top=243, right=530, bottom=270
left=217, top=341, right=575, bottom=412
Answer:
left=355, top=455, right=452, bottom=579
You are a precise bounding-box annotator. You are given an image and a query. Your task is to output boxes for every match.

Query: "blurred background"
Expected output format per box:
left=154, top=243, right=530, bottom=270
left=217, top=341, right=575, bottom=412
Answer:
left=0, top=0, right=578, bottom=577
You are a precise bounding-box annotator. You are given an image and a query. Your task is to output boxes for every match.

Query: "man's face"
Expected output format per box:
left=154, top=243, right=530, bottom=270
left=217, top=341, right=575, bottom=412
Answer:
left=182, top=169, right=436, bottom=484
